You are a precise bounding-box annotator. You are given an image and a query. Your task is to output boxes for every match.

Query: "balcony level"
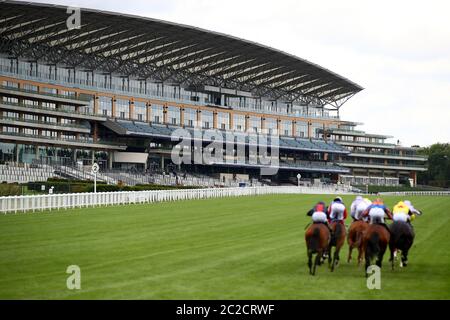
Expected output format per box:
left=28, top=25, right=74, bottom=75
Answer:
left=0, top=131, right=126, bottom=150
left=0, top=117, right=91, bottom=134
left=348, top=151, right=427, bottom=162
left=339, top=161, right=427, bottom=172
left=0, top=85, right=91, bottom=106
left=0, top=101, right=106, bottom=121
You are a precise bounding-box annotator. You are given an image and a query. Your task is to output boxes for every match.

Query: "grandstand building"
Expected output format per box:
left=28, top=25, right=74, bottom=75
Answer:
left=0, top=1, right=426, bottom=186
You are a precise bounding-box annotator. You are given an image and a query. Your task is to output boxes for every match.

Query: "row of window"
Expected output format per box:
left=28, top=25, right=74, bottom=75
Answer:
left=1, top=57, right=333, bottom=119
left=1, top=80, right=322, bottom=137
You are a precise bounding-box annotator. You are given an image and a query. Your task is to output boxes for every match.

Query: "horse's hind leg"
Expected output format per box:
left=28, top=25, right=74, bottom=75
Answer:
left=347, top=243, right=353, bottom=263
left=328, top=246, right=333, bottom=268
left=308, top=251, right=313, bottom=275
left=313, top=253, right=321, bottom=276
left=331, top=249, right=340, bottom=272
left=401, top=250, right=409, bottom=267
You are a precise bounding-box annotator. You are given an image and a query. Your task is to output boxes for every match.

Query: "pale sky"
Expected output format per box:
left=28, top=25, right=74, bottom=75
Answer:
left=20, top=0, right=450, bottom=147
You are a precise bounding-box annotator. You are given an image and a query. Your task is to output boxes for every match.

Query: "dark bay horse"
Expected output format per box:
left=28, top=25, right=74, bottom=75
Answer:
left=328, top=221, right=346, bottom=271
left=389, top=221, right=415, bottom=269
left=305, top=223, right=330, bottom=275
left=347, top=220, right=368, bottom=265
left=362, top=224, right=390, bottom=276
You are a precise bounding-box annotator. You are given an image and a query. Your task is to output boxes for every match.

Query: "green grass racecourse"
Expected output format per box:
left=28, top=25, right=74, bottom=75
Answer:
left=0, top=194, right=449, bottom=299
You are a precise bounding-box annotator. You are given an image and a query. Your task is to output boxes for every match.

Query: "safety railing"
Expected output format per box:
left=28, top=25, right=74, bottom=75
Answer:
left=378, top=191, right=450, bottom=196
left=0, top=185, right=354, bottom=214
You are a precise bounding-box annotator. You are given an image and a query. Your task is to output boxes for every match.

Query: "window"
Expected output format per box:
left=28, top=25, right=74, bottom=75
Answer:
left=151, top=104, right=164, bottom=123
left=217, top=112, right=230, bottom=130
left=295, top=121, right=308, bottom=138
left=42, top=116, right=57, bottom=123
left=249, top=116, right=261, bottom=133
left=133, top=101, right=146, bottom=122
left=2, top=81, right=18, bottom=88
left=24, top=114, right=39, bottom=121
left=168, top=106, right=180, bottom=125
left=3, top=126, right=19, bottom=133
left=116, top=99, right=129, bottom=119
left=41, top=87, right=57, bottom=95
left=98, top=96, right=112, bottom=117
left=281, top=120, right=291, bottom=136
left=265, top=118, right=277, bottom=135
left=201, top=110, right=213, bottom=129
left=3, top=111, right=19, bottom=119
left=184, top=108, right=197, bottom=127
left=23, top=83, right=37, bottom=92
left=24, top=128, right=38, bottom=135
left=233, top=114, right=245, bottom=132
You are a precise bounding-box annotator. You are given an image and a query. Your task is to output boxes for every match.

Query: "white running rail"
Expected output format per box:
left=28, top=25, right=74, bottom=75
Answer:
left=379, top=191, right=450, bottom=196
left=0, top=185, right=354, bottom=214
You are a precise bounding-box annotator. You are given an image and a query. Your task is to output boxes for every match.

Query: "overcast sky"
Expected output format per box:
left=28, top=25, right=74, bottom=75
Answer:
left=22, top=0, right=450, bottom=147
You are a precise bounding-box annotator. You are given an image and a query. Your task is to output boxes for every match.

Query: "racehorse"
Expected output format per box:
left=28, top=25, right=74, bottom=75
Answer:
left=305, top=223, right=330, bottom=275
left=328, top=221, right=346, bottom=271
left=362, top=224, right=390, bottom=276
left=389, top=221, right=415, bottom=269
left=347, top=220, right=368, bottom=265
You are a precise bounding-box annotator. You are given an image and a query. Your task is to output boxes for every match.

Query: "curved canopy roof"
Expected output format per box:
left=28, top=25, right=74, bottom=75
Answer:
left=0, top=0, right=363, bottom=107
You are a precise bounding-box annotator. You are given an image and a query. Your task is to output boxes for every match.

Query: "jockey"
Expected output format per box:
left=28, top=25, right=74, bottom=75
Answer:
left=350, top=196, right=364, bottom=221
left=404, top=200, right=422, bottom=222
left=307, top=201, right=329, bottom=225
left=392, top=201, right=411, bottom=223
left=355, top=198, right=372, bottom=221
left=362, top=198, right=392, bottom=231
left=327, top=196, right=347, bottom=224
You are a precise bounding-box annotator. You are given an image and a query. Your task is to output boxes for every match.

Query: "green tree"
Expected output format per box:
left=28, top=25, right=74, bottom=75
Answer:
left=418, top=143, right=450, bottom=188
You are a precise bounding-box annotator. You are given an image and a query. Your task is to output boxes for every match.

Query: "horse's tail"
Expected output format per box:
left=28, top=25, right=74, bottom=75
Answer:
left=335, top=223, right=343, bottom=241
left=367, top=232, right=380, bottom=260
left=308, top=227, right=321, bottom=254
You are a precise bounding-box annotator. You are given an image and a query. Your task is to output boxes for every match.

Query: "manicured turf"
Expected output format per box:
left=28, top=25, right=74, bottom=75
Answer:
left=0, top=194, right=449, bottom=299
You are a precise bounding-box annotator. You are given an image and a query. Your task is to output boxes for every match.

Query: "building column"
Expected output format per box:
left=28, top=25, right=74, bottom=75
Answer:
left=229, top=113, right=233, bottom=130
left=94, top=95, right=99, bottom=114
left=129, top=100, right=135, bottom=120
left=180, top=108, right=185, bottom=126
left=163, top=105, right=168, bottom=124
left=213, top=111, right=218, bottom=129
left=147, top=103, right=152, bottom=123
left=108, top=151, right=113, bottom=169
left=111, top=98, right=116, bottom=118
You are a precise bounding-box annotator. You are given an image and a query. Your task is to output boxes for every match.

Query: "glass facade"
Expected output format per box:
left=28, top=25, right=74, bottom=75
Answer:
left=217, top=112, right=230, bottom=130
left=151, top=104, right=163, bottom=123
left=201, top=110, right=213, bottom=129
left=167, top=106, right=181, bottom=125
left=98, top=96, right=112, bottom=116
left=233, top=114, right=245, bottom=132
left=133, top=101, right=146, bottom=122
left=116, top=99, right=129, bottom=119
left=184, top=108, right=197, bottom=127
left=295, top=121, right=308, bottom=138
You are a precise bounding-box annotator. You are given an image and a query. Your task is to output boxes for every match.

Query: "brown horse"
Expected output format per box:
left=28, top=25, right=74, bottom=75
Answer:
left=328, top=221, right=346, bottom=271
left=362, top=224, right=390, bottom=276
left=347, top=220, right=368, bottom=265
left=305, top=223, right=331, bottom=275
